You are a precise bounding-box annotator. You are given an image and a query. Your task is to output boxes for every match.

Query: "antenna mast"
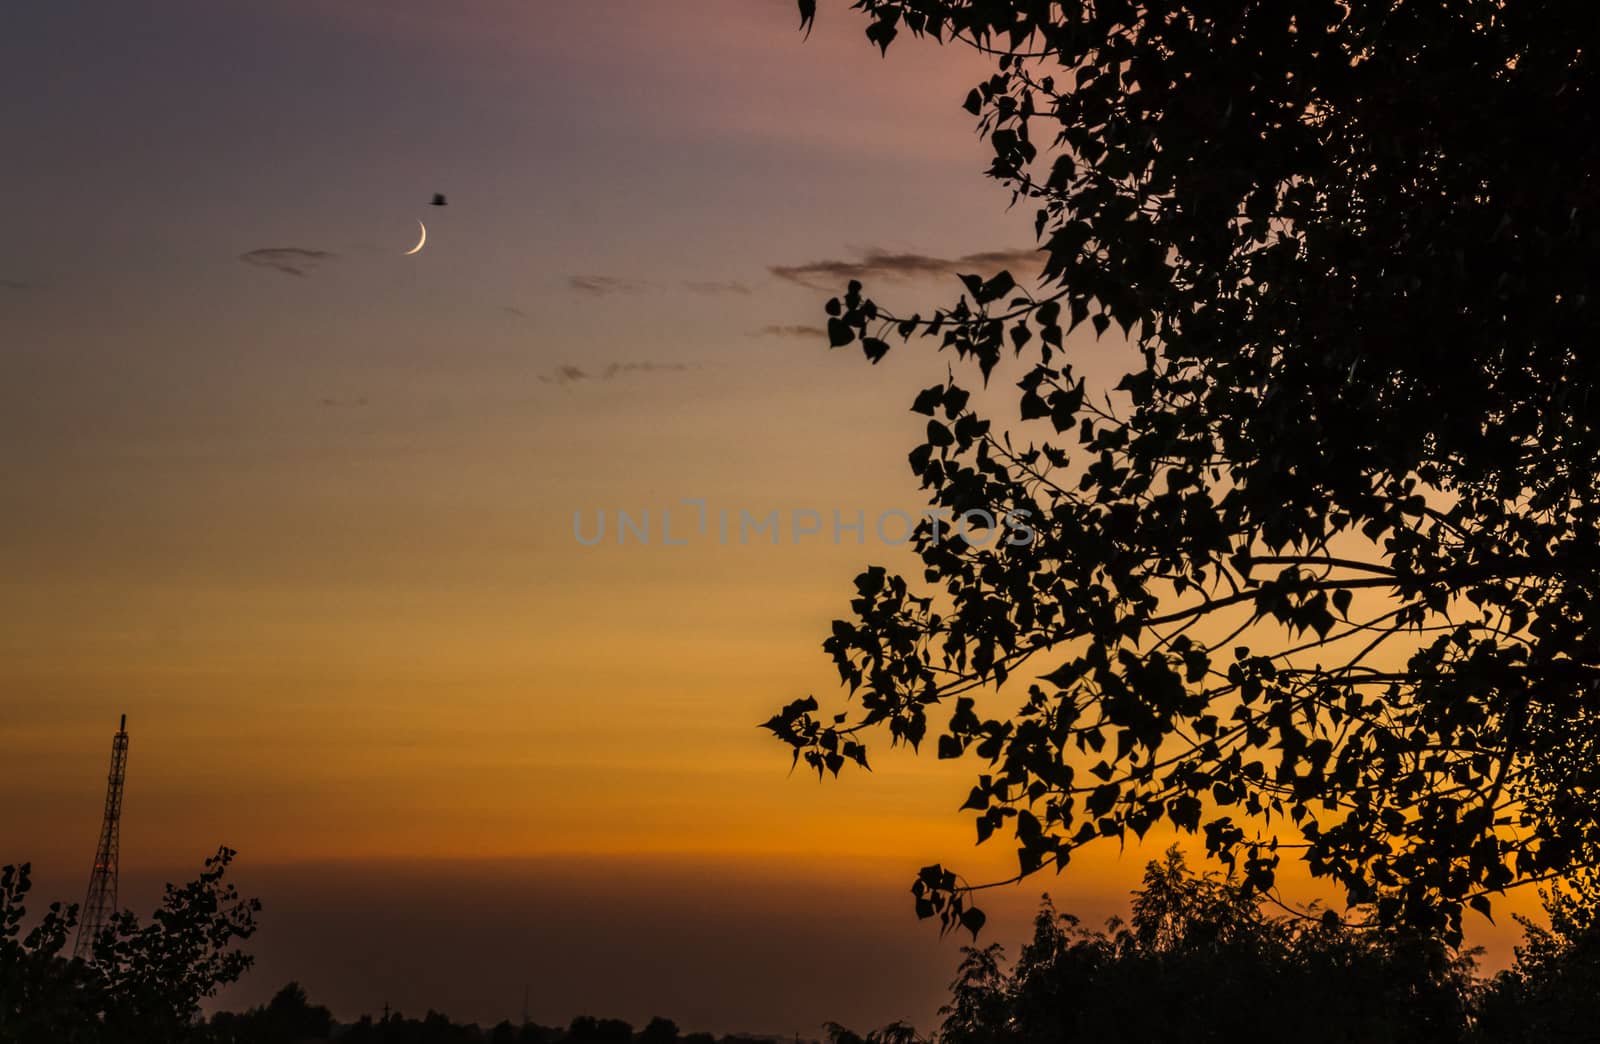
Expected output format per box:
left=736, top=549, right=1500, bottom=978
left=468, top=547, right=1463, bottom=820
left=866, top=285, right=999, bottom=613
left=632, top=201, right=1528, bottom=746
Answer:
left=73, top=714, right=129, bottom=960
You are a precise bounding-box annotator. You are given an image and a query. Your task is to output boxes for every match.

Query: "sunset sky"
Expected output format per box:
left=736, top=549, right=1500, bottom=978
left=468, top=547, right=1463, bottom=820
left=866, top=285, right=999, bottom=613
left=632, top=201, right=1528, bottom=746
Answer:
left=0, top=0, right=1533, bottom=1033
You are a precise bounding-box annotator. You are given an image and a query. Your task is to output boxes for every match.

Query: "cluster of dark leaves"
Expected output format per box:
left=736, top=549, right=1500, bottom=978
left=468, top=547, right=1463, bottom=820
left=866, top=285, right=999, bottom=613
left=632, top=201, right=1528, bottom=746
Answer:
left=772, top=0, right=1600, bottom=940
left=0, top=847, right=260, bottom=1044
left=832, top=848, right=1600, bottom=1044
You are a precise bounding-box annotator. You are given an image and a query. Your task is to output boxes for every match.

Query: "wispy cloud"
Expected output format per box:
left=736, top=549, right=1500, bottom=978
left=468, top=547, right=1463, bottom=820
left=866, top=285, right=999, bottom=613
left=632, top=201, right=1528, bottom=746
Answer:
left=319, top=396, right=369, bottom=408
left=538, top=361, right=698, bottom=386
left=752, top=324, right=826, bottom=338
left=0, top=279, right=31, bottom=291
left=769, top=247, right=1042, bottom=290
left=569, top=276, right=754, bottom=297
left=683, top=280, right=752, bottom=296
left=540, top=364, right=591, bottom=385
left=240, top=248, right=337, bottom=277
left=568, top=275, right=654, bottom=296
left=502, top=305, right=528, bottom=318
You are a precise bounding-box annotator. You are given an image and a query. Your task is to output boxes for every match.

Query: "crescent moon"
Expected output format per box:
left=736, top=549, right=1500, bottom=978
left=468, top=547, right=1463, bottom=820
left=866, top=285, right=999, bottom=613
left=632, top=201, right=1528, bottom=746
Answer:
left=403, top=220, right=426, bottom=256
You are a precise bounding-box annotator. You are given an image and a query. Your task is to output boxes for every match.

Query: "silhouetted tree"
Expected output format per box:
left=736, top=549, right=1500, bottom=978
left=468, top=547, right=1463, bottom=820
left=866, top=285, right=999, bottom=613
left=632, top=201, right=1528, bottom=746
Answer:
left=0, top=863, right=99, bottom=1043
left=2, top=851, right=259, bottom=1037
left=770, top=0, right=1600, bottom=940
left=568, top=1015, right=634, bottom=1043
left=0, top=847, right=259, bottom=1043
left=1475, top=865, right=1600, bottom=1041
left=935, top=943, right=1005, bottom=1044
left=825, top=1022, right=926, bottom=1044
left=640, top=1016, right=680, bottom=1044
left=828, top=847, right=1475, bottom=1044
left=209, top=980, right=334, bottom=1042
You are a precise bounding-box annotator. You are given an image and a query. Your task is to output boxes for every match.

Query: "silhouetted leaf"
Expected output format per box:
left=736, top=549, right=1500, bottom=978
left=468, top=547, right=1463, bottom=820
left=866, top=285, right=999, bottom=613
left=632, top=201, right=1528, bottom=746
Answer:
left=827, top=317, right=855, bottom=347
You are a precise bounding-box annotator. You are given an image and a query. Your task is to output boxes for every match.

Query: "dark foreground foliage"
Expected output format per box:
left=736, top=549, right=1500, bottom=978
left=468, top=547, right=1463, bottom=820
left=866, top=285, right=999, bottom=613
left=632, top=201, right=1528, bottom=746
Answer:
left=830, top=849, right=1600, bottom=1044
left=0, top=867, right=780, bottom=1044
left=1, top=848, right=259, bottom=1044
left=773, top=0, right=1600, bottom=943
left=10, top=847, right=1600, bottom=1041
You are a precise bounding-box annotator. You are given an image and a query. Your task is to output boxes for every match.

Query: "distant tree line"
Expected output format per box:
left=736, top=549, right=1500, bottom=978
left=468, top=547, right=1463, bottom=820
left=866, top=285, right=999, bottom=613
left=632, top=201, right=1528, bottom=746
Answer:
left=209, top=999, right=789, bottom=1044
left=12, top=847, right=1600, bottom=1042
left=0, top=853, right=792, bottom=1044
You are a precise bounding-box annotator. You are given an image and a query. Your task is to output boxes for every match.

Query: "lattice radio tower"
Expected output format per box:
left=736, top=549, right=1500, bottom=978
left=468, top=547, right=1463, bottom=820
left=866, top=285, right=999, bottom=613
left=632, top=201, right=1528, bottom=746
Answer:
left=73, top=714, right=129, bottom=960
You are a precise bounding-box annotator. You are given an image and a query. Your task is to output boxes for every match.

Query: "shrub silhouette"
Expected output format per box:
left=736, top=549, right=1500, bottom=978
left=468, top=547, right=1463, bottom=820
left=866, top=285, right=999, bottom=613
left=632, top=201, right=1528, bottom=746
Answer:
left=1, top=847, right=259, bottom=1043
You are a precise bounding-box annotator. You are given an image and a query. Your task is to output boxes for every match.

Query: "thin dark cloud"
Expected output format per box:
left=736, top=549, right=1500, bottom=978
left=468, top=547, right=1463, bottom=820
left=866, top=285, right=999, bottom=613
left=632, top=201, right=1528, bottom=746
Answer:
left=538, top=361, right=697, bottom=386
left=567, top=275, right=654, bottom=296
left=601, top=361, right=694, bottom=379
left=769, top=246, right=1042, bottom=290
left=683, top=280, right=752, bottom=296
left=240, top=248, right=337, bottom=277
left=752, top=324, right=826, bottom=339
left=569, top=276, right=752, bottom=297
left=0, top=279, right=30, bottom=291
left=502, top=305, right=528, bottom=318
left=319, top=396, right=369, bottom=408
left=540, top=364, right=592, bottom=385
